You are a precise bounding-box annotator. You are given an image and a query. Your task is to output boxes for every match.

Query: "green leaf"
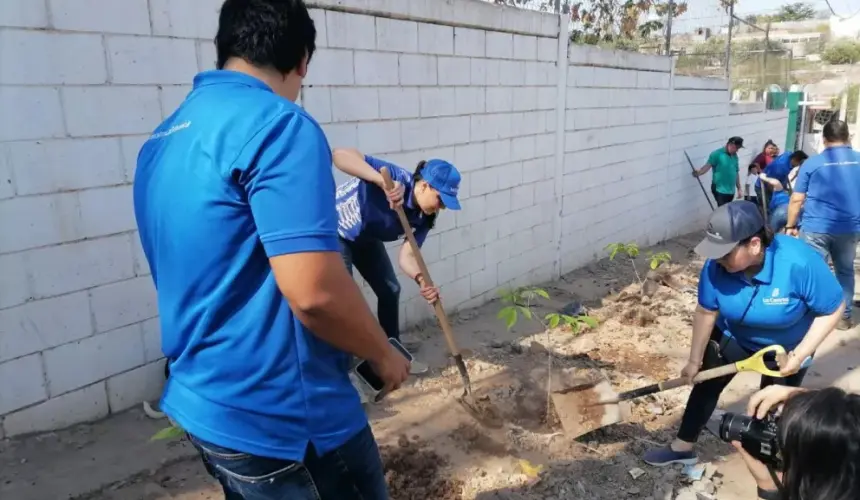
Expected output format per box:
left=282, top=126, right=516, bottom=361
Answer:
left=608, top=246, right=619, bottom=260
left=150, top=425, right=185, bottom=442
left=533, top=288, right=550, bottom=299
left=581, top=316, right=599, bottom=328
left=650, top=259, right=659, bottom=270
left=498, top=306, right=518, bottom=330
left=518, top=306, right=533, bottom=320
left=560, top=314, right=577, bottom=325
left=546, top=313, right=561, bottom=329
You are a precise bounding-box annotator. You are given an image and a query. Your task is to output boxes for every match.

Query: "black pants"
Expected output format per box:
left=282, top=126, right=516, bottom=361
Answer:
left=338, top=237, right=401, bottom=341
left=711, top=185, right=734, bottom=207
left=677, top=327, right=809, bottom=443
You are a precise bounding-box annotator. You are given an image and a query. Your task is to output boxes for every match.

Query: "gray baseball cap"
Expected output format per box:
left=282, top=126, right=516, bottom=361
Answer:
left=694, top=201, right=764, bottom=259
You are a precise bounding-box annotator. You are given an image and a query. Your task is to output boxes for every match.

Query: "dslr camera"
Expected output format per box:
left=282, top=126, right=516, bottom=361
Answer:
left=706, top=409, right=782, bottom=470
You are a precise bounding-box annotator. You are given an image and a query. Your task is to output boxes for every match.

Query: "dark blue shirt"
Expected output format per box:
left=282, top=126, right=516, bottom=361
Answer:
left=755, top=151, right=792, bottom=190
left=698, top=235, right=842, bottom=351
left=133, top=71, right=366, bottom=461
left=336, top=156, right=431, bottom=245
left=794, top=145, right=860, bottom=234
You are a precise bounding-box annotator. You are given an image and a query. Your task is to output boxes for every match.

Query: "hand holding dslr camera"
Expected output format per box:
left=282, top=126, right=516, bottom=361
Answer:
left=706, top=385, right=860, bottom=500
left=706, top=409, right=782, bottom=498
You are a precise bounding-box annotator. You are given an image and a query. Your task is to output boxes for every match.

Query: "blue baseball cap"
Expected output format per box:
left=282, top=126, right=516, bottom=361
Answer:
left=422, top=159, right=461, bottom=210
left=694, top=200, right=764, bottom=259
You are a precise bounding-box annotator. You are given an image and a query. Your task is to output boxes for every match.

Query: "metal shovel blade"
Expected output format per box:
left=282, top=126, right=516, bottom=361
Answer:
left=550, top=378, right=628, bottom=438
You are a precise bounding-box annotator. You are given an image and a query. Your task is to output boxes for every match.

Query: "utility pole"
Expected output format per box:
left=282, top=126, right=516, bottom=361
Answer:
left=725, top=1, right=734, bottom=82
left=665, top=1, right=674, bottom=56
left=763, top=21, right=771, bottom=88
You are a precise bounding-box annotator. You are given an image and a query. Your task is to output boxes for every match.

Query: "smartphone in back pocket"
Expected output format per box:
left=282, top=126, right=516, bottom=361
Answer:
left=354, top=338, right=413, bottom=402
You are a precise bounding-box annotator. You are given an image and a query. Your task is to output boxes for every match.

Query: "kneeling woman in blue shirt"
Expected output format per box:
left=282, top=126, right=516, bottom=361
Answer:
left=644, top=200, right=843, bottom=466
left=333, top=149, right=462, bottom=373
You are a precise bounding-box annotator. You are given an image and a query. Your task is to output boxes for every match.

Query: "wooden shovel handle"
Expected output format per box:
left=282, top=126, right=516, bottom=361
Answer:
left=379, top=167, right=462, bottom=357
left=618, top=363, right=739, bottom=402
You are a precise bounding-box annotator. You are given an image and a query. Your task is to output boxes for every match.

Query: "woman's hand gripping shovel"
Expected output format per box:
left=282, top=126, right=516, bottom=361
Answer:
left=379, top=168, right=496, bottom=425
left=552, top=345, right=812, bottom=438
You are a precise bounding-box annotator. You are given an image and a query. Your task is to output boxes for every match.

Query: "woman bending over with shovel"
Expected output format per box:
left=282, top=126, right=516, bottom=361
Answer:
left=644, top=200, right=844, bottom=467
left=333, top=148, right=462, bottom=376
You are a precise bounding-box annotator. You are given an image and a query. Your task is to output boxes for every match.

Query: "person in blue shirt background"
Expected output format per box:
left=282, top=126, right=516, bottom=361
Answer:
left=757, top=151, right=807, bottom=232
left=133, top=1, right=409, bottom=498
left=332, top=148, right=462, bottom=376
left=644, top=201, right=843, bottom=467
left=787, top=120, right=860, bottom=330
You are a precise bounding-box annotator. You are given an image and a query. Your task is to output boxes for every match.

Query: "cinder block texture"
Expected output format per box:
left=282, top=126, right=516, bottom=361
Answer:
left=0, top=0, right=787, bottom=435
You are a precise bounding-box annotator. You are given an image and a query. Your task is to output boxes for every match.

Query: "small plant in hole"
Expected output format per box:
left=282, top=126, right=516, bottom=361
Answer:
left=497, top=287, right=598, bottom=334
left=497, top=287, right=598, bottom=422
left=606, top=242, right=643, bottom=283
left=647, top=250, right=671, bottom=270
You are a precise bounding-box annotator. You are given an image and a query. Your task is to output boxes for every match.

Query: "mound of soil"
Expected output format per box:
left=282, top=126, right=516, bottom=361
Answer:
left=382, top=435, right=464, bottom=500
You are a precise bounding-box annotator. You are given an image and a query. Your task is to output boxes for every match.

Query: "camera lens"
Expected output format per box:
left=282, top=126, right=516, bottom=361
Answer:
left=720, top=412, right=753, bottom=442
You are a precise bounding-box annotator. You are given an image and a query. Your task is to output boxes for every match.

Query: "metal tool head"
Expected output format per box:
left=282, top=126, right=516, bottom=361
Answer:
left=551, top=378, right=628, bottom=438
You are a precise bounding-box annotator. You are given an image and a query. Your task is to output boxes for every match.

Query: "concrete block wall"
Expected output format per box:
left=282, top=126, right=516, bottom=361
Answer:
left=0, top=0, right=220, bottom=437
left=0, top=0, right=787, bottom=436
left=299, top=2, right=561, bottom=328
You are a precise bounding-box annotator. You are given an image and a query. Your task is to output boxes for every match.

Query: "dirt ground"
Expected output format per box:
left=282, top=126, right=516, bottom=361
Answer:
left=3, top=232, right=860, bottom=500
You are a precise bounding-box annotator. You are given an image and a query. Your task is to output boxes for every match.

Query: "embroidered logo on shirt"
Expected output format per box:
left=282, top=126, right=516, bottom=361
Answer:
left=763, top=287, right=790, bottom=306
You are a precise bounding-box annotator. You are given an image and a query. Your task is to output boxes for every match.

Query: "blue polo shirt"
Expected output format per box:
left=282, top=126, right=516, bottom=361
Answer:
left=336, top=156, right=432, bottom=246
left=698, top=235, right=842, bottom=351
left=133, top=70, right=366, bottom=461
left=755, top=152, right=792, bottom=190
left=768, top=190, right=790, bottom=213
left=794, top=145, right=860, bottom=234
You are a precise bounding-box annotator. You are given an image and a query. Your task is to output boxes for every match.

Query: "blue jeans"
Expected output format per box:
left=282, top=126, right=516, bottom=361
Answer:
left=769, top=205, right=788, bottom=233
left=339, top=237, right=401, bottom=341
left=802, top=231, right=860, bottom=320
left=189, top=425, right=388, bottom=500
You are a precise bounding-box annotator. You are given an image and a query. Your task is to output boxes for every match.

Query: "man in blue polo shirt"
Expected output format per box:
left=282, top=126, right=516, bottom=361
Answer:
left=133, top=1, right=409, bottom=498
left=787, top=120, right=860, bottom=330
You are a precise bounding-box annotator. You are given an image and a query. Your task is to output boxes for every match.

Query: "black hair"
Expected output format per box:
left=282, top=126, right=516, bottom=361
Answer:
left=740, top=226, right=773, bottom=248
left=762, top=139, right=776, bottom=152
left=789, top=151, right=808, bottom=164
left=779, top=387, right=860, bottom=500
left=215, top=0, right=316, bottom=74
left=823, top=119, right=850, bottom=144
left=412, top=161, right=437, bottom=230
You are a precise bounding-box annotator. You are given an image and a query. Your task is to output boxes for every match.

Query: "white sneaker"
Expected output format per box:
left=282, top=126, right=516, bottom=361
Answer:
left=398, top=334, right=422, bottom=352
left=409, top=360, right=429, bottom=375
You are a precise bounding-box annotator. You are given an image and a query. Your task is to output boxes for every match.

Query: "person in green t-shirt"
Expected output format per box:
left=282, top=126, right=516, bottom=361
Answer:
left=693, top=137, right=744, bottom=207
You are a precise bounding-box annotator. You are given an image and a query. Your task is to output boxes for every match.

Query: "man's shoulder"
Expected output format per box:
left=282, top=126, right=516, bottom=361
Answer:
left=189, top=86, right=324, bottom=144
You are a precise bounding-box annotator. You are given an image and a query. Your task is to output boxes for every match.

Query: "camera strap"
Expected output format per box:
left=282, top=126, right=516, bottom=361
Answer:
left=763, top=465, right=785, bottom=499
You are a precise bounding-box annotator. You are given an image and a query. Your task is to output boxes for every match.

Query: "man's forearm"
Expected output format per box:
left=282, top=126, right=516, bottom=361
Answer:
left=271, top=253, right=391, bottom=363
left=786, top=194, right=805, bottom=227
left=795, top=303, right=844, bottom=359
left=296, top=273, right=391, bottom=362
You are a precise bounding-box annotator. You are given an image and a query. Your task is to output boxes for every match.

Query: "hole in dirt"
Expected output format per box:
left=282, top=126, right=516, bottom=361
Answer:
left=382, top=435, right=464, bottom=500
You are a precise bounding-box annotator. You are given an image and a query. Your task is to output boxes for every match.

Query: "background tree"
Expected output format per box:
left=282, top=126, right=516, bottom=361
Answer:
left=771, top=2, right=817, bottom=22
left=492, top=0, right=688, bottom=47
left=822, top=39, right=860, bottom=64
